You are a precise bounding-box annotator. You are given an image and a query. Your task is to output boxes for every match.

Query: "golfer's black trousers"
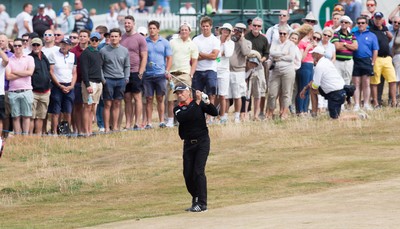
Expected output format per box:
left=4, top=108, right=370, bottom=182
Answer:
left=183, top=135, right=210, bottom=206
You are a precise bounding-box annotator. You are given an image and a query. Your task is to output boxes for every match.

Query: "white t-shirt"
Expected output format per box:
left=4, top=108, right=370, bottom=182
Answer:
left=48, top=51, right=76, bottom=83
left=312, top=57, right=345, bottom=94
left=179, top=7, right=196, bottom=14
left=16, top=11, right=32, bottom=38
left=0, top=59, right=5, bottom=95
left=193, top=34, right=220, bottom=71
left=42, top=46, right=59, bottom=58
left=0, top=11, right=10, bottom=33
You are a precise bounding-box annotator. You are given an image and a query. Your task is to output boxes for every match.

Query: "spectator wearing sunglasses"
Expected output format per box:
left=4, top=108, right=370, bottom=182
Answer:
left=5, top=38, right=35, bottom=135
left=80, top=32, right=104, bottom=136
left=352, top=16, right=378, bottom=111
left=265, top=10, right=293, bottom=46
left=331, top=15, right=358, bottom=86
left=29, top=38, right=52, bottom=135
left=42, top=30, right=59, bottom=58
left=301, top=12, right=321, bottom=32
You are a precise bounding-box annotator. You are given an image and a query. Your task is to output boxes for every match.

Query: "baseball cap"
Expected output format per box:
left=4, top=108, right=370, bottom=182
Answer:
left=90, top=32, right=101, bottom=39
left=248, top=57, right=260, bottom=66
left=374, top=12, right=384, bottom=18
left=340, top=15, right=353, bottom=24
left=60, top=38, right=72, bottom=45
left=173, top=84, right=190, bottom=93
left=220, top=23, right=233, bottom=31
left=309, top=46, right=325, bottom=55
left=38, top=4, right=45, bottom=8
left=138, top=26, right=148, bottom=36
left=31, top=38, right=43, bottom=46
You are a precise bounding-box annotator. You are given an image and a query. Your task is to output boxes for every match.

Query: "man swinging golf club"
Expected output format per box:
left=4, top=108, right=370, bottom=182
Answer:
left=173, top=84, right=218, bottom=212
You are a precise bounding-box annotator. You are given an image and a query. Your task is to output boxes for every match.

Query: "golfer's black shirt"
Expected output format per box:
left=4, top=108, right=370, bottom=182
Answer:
left=174, top=100, right=218, bottom=140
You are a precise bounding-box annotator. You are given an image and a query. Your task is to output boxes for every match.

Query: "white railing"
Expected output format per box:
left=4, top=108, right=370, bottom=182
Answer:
left=3, top=13, right=197, bottom=37
left=92, top=13, right=197, bottom=31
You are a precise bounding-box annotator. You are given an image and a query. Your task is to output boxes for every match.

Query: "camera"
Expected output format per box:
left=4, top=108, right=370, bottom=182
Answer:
left=269, top=61, right=276, bottom=70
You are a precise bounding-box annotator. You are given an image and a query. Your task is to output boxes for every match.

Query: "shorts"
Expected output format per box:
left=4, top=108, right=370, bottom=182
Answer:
left=248, top=69, right=265, bottom=99
left=82, top=82, right=103, bottom=104
left=352, top=57, right=374, bottom=77
left=0, top=95, right=5, bottom=119
left=192, top=70, right=217, bottom=95
left=74, top=82, right=83, bottom=104
left=168, top=73, right=191, bottom=101
left=4, top=92, right=10, bottom=116
left=32, top=91, right=50, bottom=119
left=8, top=89, right=33, bottom=117
left=125, top=72, right=143, bottom=93
left=371, top=56, right=397, bottom=85
left=48, top=83, right=75, bottom=114
left=103, top=78, right=126, bottom=100
left=228, top=71, right=246, bottom=99
left=143, top=75, right=167, bottom=97
left=217, top=71, right=230, bottom=96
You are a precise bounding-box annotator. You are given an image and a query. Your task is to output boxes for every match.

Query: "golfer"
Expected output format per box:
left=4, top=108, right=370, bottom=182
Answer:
left=173, top=84, right=218, bottom=212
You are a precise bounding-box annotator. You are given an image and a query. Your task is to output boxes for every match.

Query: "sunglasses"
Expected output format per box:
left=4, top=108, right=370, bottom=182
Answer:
left=22, top=39, right=28, bottom=42
left=341, top=21, right=350, bottom=24
left=313, top=36, right=321, bottom=41
left=69, top=36, right=78, bottom=39
left=90, top=38, right=99, bottom=42
left=279, top=14, right=287, bottom=17
left=252, top=24, right=262, bottom=27
left=32, top=43, right=41, bottom=47
left=279, top=32, right=287, bottom=35
left=323, top=33, right=332, bottom=38
left=334, top=7, right=344, bottom=11
left=305, top=20, right=316, bottom=24
left=13, top=44, right=23, bottom=48
left=44, top=33, right=53, bottom=37
left=366, top=4, right=375, bottom=7
left=54, top=34, right=62, bottom=37
left=393, top=21, right=400, bottom=24
left=357, top=22, right=366, bottom=25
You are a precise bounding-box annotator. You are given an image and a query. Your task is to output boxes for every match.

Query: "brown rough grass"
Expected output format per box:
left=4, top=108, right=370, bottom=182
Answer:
left=1, top=108, right=400, bottom=228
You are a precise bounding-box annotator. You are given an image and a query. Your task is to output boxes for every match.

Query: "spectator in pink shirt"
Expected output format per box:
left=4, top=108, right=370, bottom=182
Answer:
left=5, top=38, right=35, bottom=135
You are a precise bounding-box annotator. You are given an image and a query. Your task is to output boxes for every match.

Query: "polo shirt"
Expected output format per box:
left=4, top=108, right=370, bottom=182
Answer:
left=245, top=31, right=269, bottom=59
left=145, top=36, right=172, bottom=76
left=370, top=25, right=391, bottom=57
left=48, top=50, right=76, bottom=83
left=331, top=30, right=357, bottom=61
left=312, top=57, right=345, bottom=94
left=7, top=54, right=34, bottom=91
left=353, top=29, right=379, bottom=58
left=170, top=37, right=199, bottom=73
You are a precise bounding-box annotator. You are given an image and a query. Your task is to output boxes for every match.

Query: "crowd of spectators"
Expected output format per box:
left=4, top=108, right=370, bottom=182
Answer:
left=0, top=0, right=399, bottom=137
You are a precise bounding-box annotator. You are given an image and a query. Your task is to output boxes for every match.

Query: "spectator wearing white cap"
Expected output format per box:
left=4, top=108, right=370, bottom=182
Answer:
left=300, top=46, right=346, bottom=119
left=331, top=15, right=358, bottom=85
left=29, top=37, right=51, bottom=135
left=167, top=22, right=199, bottom=127
left=47, top=38, right=77, bottom=134
left=228, top=23, right=252, bottom=123
left=216, top=23, right=234, bottom=123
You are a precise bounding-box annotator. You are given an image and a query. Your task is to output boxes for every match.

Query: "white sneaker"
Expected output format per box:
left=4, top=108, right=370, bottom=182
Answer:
left=166, top=121, right=174, bottom=128
left=364, top=104, right=373, bottom=111
left=234, top=118, right=241, bottom=123
left=353, top=104, right=360, bottom=112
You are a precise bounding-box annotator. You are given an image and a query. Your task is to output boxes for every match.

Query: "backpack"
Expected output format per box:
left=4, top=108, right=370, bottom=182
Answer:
left=85, top=17, right=93, bottom=31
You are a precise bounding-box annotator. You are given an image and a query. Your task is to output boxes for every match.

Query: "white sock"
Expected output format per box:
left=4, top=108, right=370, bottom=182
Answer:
left=234, top=112, right=240, bottom=119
